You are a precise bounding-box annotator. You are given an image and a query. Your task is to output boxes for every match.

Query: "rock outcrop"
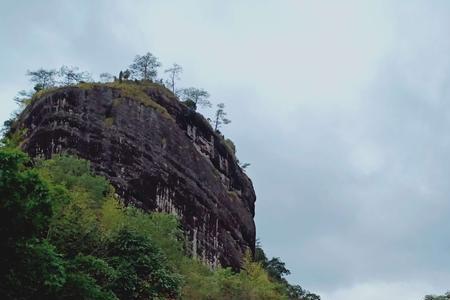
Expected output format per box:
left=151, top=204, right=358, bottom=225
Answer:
left=15, top=82, right=256, bottom=269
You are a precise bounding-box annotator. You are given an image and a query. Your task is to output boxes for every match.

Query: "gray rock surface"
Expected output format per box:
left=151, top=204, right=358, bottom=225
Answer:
left=15, top=82, right=256, bottom=269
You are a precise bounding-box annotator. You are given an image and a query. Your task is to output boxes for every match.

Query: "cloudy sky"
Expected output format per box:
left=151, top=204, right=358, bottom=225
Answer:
left=1, top=1, right=450, bottom=299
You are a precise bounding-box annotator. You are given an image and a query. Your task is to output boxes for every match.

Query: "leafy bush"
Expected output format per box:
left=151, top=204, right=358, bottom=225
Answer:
left=224, top=138, right=236, bottom=155
left=182, top=99, right=197, bottom=110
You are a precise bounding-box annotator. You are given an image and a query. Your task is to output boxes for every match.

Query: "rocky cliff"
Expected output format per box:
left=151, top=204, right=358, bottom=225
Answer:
left=14, top=82, right=256, bottom=269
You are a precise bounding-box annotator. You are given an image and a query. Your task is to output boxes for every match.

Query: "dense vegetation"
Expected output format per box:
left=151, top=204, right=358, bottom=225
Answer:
left=0, top=140, right=319, bottom=299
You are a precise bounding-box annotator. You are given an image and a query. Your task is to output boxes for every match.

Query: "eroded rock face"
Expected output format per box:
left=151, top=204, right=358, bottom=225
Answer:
left=16, top=83, right=256, bottom=269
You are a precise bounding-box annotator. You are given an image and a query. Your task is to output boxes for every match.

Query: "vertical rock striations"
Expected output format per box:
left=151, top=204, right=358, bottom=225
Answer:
left=15, top=82, right=256, bottom=269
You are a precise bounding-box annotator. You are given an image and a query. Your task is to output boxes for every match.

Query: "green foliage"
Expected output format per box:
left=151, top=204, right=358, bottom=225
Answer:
left=0, top=149, right=183, bottom=299
left=0, top=149, right=52, bottom=243
left=60, top=272, right=118, bottom=300
left=224, top=138, right=236, bottom=155
left=27, top=66, right=92, bottom=91
left=235, top=252, right=288, bottom=300
left=4, top=239, right=67, bottom=299
left=129, top=52, right=161, bottom=80
left=36, top=155, right=110, bottom=203
left=1, top=118, right=15, bottom=138
left=20, top=79, right=175, bottom=123
left=58, top=65, right=92, bottom=85
left=105, top=81, right=174, bottom=120
left=0, top=147, right=317, bottom=299
left=183, top=99, right=197, bottom=110
left=265, top=257, right=291, bottom=281
left=181, top=252, right=287, bottom=300
left=0, top=149, right=63, bottom=299
left=60, top=254, right=118, bottom=300
left=14, top=89, right=33, bottom=107
left=48, top=190, right=104, bottom=256
left=180, top=87, right=211, bottom=110
left=26, top=68, right=57, bottom=89
left=33, top=85, right=59, bottom=98
left=68, top=254, right=117, bottom=289
left=254, top=243, right=321, bottom=300
left=164, top=63, right=183, bottom=93
left=1, top=127, right=26, bottom=149
left=213, top=102, right=231, bottom=131
left=106, top=227, right=182, bottom=299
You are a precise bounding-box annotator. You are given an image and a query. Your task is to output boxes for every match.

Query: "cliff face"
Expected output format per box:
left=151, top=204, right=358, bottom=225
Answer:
left=15, top=82, right=256, bottom=269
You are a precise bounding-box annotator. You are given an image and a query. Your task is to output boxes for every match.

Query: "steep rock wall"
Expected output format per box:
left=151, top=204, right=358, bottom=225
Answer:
left=15, top=83, right=256, bottom=269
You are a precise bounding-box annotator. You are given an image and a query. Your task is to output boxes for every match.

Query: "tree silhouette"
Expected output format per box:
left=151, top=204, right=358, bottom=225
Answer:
left=164, top=63, right=183, bottom=94
left=213, top=103, right=231, bottom=131
left=129, top=52, right=161, bottom=80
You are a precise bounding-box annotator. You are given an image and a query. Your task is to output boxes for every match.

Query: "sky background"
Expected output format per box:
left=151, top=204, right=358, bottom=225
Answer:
left=1, top=1, right=450, bottom=299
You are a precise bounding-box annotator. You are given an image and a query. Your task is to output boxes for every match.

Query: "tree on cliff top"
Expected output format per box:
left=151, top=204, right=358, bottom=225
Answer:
left=26, top=68, right=57, bottom=91
left=164, top=63, right=183, bottom=94
left=99, top=72, right=114, bottom=83
left=213, top=103, right=231, bottom=131
left=180, top=87, right=211, bottom=110
left=58, top=65, right=92, bottom=85
left=27, top=66, right=91, bottom=91
left=129, top=52, right=161, bottom=81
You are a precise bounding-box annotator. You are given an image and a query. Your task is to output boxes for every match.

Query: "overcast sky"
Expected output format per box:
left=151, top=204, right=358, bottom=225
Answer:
left=1, top=1, right=450, bottom=299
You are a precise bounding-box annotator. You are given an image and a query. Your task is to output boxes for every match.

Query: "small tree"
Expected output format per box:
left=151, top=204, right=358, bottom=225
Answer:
left=106, top=227, right=182, bottom=299
left=181, top=87, right=211, bottom=110
left=26, top=68, right=57, bottom=90
left=99, top=72, right=114, bottom=83
left=265, top=257, right=290, bottom=281
left=129, top=52, right=161, bottom=81
left=58, top=65, right=91, bottom=85
left=13, top=90, right=33, bottom=107
left=224, top=138, right=236, bottom=155
left=164, top=63, right=183, bottom=94
left=122, top=69, right=131, bottom=80
left=213, top=103, right=231, bottom=131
